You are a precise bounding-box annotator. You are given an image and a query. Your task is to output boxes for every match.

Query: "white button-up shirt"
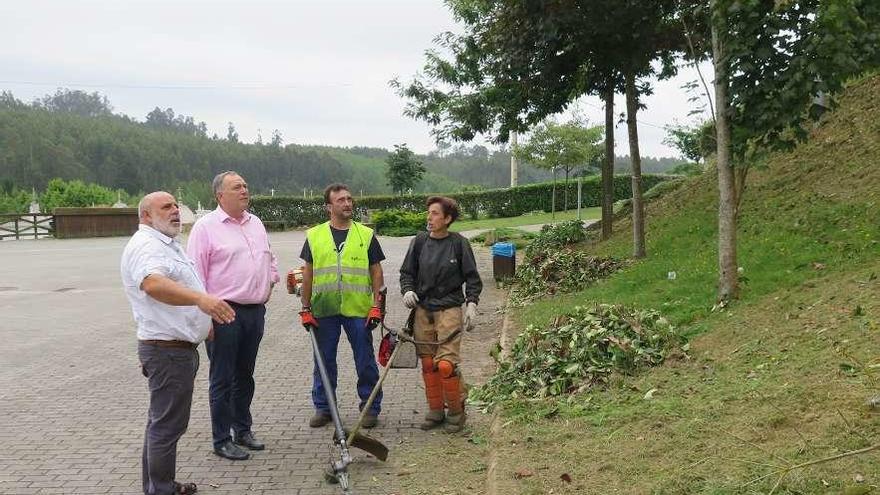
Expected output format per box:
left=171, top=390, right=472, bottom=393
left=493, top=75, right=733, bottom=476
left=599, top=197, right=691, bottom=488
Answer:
left=121, top=224, right=212, bottom=343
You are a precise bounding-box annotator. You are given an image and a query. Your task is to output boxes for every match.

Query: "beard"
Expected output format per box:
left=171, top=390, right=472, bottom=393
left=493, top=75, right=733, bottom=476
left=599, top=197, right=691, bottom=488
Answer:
left=153, top=217, right=181, bottom=237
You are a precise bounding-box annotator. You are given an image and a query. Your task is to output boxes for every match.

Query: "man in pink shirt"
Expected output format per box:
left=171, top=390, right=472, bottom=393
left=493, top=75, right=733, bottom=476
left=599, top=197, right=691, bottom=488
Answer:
left=187, top=171, right=280, bottom=461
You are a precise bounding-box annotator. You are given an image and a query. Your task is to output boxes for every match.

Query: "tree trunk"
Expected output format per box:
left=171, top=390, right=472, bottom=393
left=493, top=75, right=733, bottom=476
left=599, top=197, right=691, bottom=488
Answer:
left=510, top=131, right=519, bottom=187
left=712, top=4, right=739, bottom=301
left=563, top=167, right=569, bottom=211
left=624, top=72, right=646, bottom=258
left=602, top=85, right=615, bottom=240
left=551, top=167, right=557, bottom=220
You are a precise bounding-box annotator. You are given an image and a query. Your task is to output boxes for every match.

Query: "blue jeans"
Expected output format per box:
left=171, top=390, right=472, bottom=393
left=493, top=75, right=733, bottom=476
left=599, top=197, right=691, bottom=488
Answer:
left=206, top=303, right=265, bottom=448
left=312, top=315, right=382, bottom=416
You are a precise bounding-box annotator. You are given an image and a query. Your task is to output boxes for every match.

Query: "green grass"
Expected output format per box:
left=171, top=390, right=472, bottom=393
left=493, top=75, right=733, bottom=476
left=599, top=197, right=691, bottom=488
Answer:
left=394, top=74, right=880, bottom=494
left=451, top=207, right=601, bottom=232
left=469, top=227, right=535, bottom=250
left=514, top=177, right=880, bottom=336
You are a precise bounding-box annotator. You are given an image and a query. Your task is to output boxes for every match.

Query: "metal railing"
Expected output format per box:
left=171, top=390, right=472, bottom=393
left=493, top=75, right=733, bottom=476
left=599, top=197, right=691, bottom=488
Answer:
left=0, top=214, right=54, bottom=240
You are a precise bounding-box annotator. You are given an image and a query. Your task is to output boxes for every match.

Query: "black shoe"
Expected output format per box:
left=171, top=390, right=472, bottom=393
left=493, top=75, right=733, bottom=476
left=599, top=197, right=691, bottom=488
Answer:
left=361, top=413, right=379, bottom=429
left=213, top=440, right=250, bottom=460
left=233, top=431, right=265, bottom=451
left=309, top=412, right=332, bottom=428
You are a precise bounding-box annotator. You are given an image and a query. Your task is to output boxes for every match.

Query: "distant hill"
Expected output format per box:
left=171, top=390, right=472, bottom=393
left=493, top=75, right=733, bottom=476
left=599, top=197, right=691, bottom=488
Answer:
left=0, top=89, right=686, bottom=207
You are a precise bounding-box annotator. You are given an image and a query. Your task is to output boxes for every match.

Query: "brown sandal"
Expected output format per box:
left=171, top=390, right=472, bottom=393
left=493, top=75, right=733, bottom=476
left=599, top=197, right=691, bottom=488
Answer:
left=174, top=481, right=198, bottom=494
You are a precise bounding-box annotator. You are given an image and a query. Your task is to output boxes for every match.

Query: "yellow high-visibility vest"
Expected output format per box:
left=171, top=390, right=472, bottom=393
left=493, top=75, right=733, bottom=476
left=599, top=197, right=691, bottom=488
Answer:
left=306, top=221, right=373, bottom=318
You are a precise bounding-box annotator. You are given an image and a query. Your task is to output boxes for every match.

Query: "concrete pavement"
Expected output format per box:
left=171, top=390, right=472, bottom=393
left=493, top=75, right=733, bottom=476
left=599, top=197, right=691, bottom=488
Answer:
left=0, top=230, right=505, bottom=494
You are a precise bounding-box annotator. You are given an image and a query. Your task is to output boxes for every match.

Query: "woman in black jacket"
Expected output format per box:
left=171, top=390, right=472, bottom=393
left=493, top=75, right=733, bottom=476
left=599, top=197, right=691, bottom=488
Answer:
left=399, top=196, right=482, bottom=433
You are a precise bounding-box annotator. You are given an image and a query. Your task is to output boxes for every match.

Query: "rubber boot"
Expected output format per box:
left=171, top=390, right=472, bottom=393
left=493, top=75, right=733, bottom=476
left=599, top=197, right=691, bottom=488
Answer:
left=420, top=357, right=445, bottom=430
left=441, top=374, right=465, bottom=433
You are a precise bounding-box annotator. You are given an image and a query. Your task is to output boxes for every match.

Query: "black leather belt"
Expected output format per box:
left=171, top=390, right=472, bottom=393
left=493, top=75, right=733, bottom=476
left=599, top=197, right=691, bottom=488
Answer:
left=139, top=339, right=198, bottom=349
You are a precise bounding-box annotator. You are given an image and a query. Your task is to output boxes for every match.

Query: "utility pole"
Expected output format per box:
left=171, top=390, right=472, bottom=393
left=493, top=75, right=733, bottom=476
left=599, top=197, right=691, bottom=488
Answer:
left=510, top=131, right=519, bottom=187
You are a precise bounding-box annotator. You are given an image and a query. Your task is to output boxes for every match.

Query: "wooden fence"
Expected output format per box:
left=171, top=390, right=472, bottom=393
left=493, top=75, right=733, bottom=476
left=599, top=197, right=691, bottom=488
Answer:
left=0, top=208, right=140, bottom=240
left=0, top=214, right=54, bottom=240
left=53, top=208, right=138, bottom=239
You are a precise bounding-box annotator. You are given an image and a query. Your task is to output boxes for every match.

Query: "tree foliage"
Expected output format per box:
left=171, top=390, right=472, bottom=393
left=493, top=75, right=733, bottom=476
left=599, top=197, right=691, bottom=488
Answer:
left=34, top=89, right=113, bottom=117
left=385, top=144, right=425, bottom=194
left=515, top=120, right=604, bottom=210
left=663, top=121, right=715, bottom=163
left=514, top=121, right=604, bottom=178
left=0, top=89, right=629, bottom=208
left=694, top=0, right=880, bottom=301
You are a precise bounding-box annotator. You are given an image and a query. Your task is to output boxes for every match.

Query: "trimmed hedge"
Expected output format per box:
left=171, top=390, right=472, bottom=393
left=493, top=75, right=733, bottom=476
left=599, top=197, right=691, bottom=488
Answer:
left=250, top=174, right=674, bottom=228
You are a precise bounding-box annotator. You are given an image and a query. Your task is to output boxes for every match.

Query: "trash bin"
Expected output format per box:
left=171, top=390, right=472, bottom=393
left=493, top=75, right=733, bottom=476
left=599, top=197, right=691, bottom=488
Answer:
left=491, top=242, right=516, bottom=281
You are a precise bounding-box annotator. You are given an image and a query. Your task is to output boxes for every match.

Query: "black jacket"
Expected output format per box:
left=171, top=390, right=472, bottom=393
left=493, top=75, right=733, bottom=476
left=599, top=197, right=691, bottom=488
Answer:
left=399, top=232, right=482, bottom=310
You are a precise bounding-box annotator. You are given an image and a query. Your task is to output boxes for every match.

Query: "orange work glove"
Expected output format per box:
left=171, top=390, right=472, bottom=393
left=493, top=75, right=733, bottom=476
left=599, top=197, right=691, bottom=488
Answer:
left=365, top=306, right=382, bottom=331
left=299, top=308, right=318, bottom=330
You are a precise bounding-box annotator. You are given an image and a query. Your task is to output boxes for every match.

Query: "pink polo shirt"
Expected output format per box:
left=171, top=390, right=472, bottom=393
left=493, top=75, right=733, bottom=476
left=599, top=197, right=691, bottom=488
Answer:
left=186, top=207, right=280, bottom=304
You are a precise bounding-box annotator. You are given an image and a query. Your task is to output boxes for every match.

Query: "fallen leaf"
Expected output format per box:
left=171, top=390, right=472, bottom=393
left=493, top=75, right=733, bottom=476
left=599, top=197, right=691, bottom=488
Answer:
left=514, top=467, right=534, bottom=479
left=561, top=473, right=572, bottom=483
left=643, top=388, right=657, bottom=400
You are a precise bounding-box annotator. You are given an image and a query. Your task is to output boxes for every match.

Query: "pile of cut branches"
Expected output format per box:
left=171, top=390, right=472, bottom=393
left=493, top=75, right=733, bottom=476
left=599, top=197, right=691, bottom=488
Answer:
left=510, top=221, right=621, bottom=304
left=470, top=304, right=681, bottom=408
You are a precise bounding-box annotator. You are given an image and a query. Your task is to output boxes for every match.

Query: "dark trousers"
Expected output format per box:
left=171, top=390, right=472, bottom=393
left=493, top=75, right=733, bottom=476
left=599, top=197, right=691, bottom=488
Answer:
left=312, top=315, right=382, bottom=415
left=206, top=303, right=265, bottom=448
left=138, top=342, right=198, bottom=495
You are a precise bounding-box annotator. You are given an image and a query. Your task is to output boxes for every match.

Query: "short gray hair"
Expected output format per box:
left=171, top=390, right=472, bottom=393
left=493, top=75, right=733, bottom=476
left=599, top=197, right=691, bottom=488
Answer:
left=137, top=196, right=149, bottom=219
left=212, top=171, right=240, bottom=195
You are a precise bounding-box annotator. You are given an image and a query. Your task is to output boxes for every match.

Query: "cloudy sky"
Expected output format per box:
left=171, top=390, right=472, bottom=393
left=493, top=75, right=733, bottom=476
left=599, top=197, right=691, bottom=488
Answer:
left=1, top=0, right=713, bottom=158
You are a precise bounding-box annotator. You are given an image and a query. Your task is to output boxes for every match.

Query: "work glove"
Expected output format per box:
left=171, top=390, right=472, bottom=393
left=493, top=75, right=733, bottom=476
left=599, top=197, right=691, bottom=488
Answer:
left=402, top=290, right=419, bottom=309
left=365, top=306, right=383, bottom=331
left=463, top=302, right=478, bottom=332
left=299, top=308, right=318, bottom=331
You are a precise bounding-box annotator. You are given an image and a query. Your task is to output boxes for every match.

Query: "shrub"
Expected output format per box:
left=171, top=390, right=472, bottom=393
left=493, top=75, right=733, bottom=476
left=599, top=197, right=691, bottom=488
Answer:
left=372, top=208, right=425, bottom=236
left=249, top=174, right=675, bottom=228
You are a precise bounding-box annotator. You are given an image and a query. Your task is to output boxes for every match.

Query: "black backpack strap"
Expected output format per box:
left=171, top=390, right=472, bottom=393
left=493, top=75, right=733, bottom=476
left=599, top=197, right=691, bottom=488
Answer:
left=412, top=231, right=429, bottom=271
left=451, top=232, right=464, bottom=263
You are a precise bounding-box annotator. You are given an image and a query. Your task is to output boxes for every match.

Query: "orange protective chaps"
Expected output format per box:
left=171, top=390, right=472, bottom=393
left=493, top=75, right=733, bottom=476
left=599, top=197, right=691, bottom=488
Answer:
left=420, top=355, right=444, bottom=412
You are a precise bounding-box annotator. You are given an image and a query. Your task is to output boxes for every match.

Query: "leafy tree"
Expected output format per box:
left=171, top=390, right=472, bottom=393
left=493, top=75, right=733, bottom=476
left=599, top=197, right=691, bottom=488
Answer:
left=385, top=144, right=425, bottom=195
left=226, top=122, right=239, bottom=143
left=145, top=107, right=208, bottom=136
left=0, top=188, right=32, bottom=214
left=270, top=129, right=283, bottom=148
left=696, top=0, right=880, bottom=301
left=40, top=178, right=116, bottom=210
left=514, top=120, right=604, bottom=212
left=394, top=0, right=681, bottom=254
left=0, top=91, right=26, bottom=110
left=35, top=89, right=112, bottom=117
left=663, top=121, right=715, bottom=163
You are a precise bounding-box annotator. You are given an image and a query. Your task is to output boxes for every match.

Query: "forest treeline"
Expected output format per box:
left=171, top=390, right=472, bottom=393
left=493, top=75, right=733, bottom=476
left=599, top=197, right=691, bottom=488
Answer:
left=0, top=89, right=684, bottom=212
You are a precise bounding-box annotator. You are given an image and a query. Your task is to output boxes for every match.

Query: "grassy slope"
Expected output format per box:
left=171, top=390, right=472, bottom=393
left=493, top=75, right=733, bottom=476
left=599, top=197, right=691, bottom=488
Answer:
left=398, top=75, right=880, bottom=494
left=451, top=207, right=602, bottom=232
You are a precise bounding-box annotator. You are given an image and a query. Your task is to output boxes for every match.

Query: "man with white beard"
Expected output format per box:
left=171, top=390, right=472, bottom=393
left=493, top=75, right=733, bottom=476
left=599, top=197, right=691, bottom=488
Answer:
left=121, top=191, right=235, bottom=495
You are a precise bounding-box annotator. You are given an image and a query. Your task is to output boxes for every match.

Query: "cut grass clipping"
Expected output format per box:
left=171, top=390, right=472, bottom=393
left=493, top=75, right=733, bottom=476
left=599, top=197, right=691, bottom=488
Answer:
left=470, top=304, right=682, bottom=410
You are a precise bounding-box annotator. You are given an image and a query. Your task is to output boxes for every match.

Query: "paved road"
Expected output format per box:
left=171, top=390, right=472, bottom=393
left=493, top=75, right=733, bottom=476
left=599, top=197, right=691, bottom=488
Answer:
left=0, top=231, right=505, bottom=494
